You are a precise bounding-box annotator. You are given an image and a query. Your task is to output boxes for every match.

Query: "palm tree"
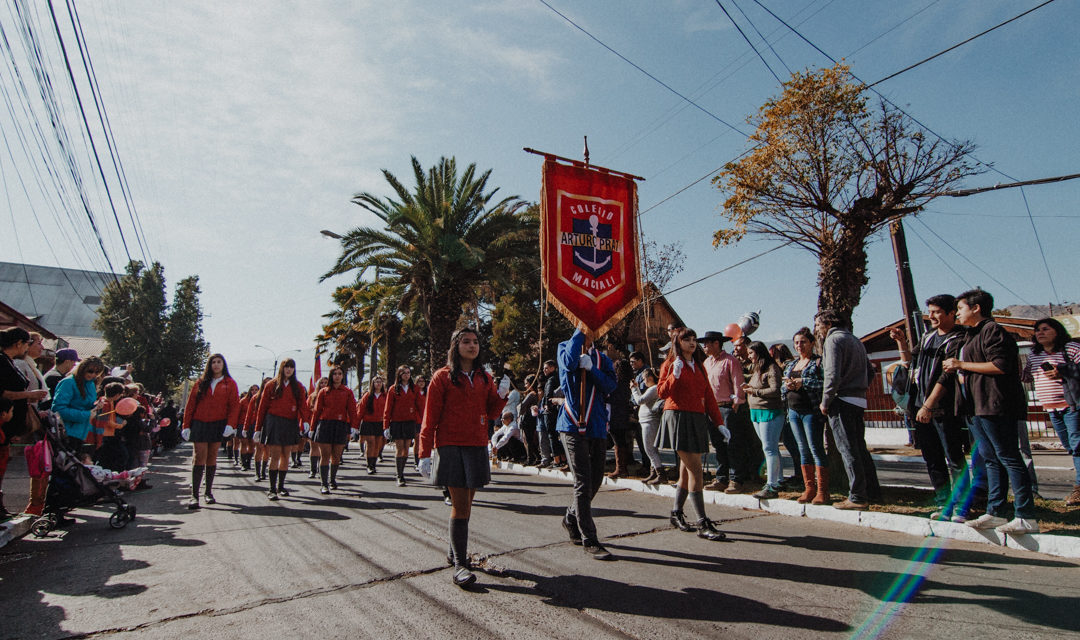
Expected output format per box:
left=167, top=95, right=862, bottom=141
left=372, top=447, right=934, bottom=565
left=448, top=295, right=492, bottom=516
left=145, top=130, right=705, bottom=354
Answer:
left=323, top=156, right=535, bottom=370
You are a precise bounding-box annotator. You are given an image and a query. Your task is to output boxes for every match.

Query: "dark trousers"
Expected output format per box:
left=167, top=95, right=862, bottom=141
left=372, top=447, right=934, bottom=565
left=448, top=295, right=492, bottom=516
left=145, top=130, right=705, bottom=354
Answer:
left=827, top=399, right=881, bottom=503
left=914, top=413, right=967, bottom=495
left=523, top=427, right=540, bottom=463
left=560, top=432, right=606, bottom=541
left=716, top=404, right=759, bottom=483
left=969, top=414, right=1036, bottom=519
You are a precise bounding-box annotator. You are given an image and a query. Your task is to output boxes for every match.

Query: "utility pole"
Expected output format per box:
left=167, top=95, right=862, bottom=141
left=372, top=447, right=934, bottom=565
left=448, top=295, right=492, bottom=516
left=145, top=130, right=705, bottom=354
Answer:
left=890, top=219, right=925, bottom=343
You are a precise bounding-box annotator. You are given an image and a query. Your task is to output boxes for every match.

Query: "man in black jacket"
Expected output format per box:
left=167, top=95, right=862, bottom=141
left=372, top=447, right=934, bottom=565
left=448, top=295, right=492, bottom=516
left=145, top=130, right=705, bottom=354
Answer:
left=942, top=289, right=1038, bottom=534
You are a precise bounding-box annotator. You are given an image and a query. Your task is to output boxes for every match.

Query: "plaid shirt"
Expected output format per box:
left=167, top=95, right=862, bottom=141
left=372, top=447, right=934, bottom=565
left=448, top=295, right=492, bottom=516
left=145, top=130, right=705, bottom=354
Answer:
left=782, top=356, right=824, bottom=407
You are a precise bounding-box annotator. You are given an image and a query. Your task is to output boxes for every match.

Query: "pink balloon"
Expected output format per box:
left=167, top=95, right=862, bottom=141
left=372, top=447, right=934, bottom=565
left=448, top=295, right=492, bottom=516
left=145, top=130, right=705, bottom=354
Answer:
left=159, top=417, right=171, bottom=427
left=723, top=323, right=742, bottom=341
left=116, top=397, right=139, bottom=416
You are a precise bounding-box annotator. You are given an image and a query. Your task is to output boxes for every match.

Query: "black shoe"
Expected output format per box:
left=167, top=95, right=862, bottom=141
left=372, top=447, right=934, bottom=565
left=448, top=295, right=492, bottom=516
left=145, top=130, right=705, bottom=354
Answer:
left=267, top=491, right=278, bottom=501
left=187, top=497, right=200, bottom=510
left=444, top=495, right=453, bottom=506
left=446, top=550, right=455, bottom=566
left=696, top=518, right=726, bottom=541
left=561, top=516, right=583, bottom=545
left=204, top=493, right=216, bottom=505
left=583, top=540, right=612, bottom=560
left=452, top=566, right=477, bottom=588
left=670, top=510, right=697, bottom=532
left=320, top=486, right=330, bottom=495
left=277, top=487, right=290, bottom=497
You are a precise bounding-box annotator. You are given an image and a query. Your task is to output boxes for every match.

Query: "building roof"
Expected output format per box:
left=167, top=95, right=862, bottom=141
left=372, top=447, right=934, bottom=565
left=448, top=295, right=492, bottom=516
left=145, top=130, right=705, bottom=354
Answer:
left=0, top=299, right=58, bottom=339
left=0, top=261, right=117, bottom=338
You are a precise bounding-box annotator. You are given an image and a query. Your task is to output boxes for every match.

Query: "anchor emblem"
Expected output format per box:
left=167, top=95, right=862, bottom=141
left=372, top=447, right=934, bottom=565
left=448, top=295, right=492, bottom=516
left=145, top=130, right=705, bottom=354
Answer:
left=572, top=214, right=613, bottom=277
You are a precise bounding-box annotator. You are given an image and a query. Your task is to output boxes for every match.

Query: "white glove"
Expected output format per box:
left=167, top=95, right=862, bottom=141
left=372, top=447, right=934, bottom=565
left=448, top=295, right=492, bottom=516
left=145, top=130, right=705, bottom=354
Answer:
left=241, top=430, right=249, bottom=438
left=253, top=431, right=262, bottom=441
left=719, top=424, right=731, bottom=443
left=222, top=425, right=236, bottom=438
left=578, top=354, right=593, bottom=371
left=672, top=358, right=684, bottom=379
left=418, top=457, right=432, bottom=477
left=497, top=374, right=511, bottom=399
left=302, top=422, right=311, bottom=436
left=383, top=428, right=391, bottom=440
left=350, top=428, right=359, bottom=438
left=181, top=428, right=190, bottom=441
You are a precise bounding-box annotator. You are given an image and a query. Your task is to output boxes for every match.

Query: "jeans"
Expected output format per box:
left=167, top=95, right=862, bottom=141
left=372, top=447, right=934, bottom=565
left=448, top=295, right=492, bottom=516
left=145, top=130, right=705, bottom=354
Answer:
left=1047, top=407, right=1080, bottom=483
left=560, top=432, right=606, bottom=541
left=827, top=399, right=881, bottom=503
left=1017, top=420, right=1039, bottom=494
left=787, top=409, right=826, bottom=466
left=752, top=413, right=786, bottom=489
left=716, top=405, right=760, bottom=483
left=969, top=414, right=1036, bottom=519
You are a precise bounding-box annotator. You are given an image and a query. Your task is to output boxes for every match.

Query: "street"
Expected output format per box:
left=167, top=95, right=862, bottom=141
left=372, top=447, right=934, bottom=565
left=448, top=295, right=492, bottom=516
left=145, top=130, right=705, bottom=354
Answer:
left=1, top=444, right=1078, bottom=639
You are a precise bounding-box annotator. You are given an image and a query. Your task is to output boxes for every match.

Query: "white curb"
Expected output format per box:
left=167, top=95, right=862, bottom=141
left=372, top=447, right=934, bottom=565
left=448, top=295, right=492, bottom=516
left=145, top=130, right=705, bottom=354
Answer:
left=0, top=515, right=32, bottom=549
left=496, top=461, right=1080, bottom=560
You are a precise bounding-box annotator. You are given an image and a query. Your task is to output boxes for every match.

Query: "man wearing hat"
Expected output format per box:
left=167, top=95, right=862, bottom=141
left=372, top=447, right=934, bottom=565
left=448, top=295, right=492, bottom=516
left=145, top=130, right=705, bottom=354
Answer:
left=41, top=348, right=78, bottom=411
left=701, top=331, right=754, bottom=493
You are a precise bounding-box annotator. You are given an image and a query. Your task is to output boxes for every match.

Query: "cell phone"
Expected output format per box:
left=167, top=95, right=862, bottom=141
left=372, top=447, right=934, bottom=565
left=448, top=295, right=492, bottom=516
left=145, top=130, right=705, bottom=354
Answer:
left=1041, top=362, right=1055, bottom=371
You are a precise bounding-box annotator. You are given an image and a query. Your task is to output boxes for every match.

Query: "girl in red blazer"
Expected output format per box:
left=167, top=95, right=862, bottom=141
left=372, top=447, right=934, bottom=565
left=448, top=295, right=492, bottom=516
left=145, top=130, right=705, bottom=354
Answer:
left=256, top=359, right=311, bottom=500
left=312, top=367, right=357, bottom=494
left=383, top=365, right=423, bottom=487
left=247, top=379, right=269, bottom=481
left=182, top=354, right=240, bottom=509
left=358, top=376, right=387, bottom=474
left=417, top=328, right=509, bottom=588
left=656, top=328, right=727, bottom=541
left=303, top=377, right=329, bottom=478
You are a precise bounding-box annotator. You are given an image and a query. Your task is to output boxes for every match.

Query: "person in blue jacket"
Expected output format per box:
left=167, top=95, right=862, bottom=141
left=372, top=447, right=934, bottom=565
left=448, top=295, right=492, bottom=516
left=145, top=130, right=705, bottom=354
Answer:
left=52, top=357, right=105, bottom=453
left=556, top=326, right=617, bottom=560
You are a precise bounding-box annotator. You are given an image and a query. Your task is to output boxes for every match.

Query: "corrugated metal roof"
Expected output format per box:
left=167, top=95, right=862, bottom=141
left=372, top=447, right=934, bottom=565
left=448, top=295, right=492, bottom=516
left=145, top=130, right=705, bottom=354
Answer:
left=0, top=262, right=118, bottom=338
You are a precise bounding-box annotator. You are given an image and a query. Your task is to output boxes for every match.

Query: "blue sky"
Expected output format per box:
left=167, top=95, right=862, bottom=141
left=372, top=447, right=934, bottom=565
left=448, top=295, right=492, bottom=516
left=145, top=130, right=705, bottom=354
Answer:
left=2, top=0, right=1077, bottom=389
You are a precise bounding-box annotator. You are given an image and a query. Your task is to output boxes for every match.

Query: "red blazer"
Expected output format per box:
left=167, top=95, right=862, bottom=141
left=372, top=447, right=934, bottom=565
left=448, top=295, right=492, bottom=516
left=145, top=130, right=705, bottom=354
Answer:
left=244, top=392, right=261, bottom=427
left=256, top=380, right=311, bottom=430
left=183, top=377, right=241, bottom=430
left=417, top=366, right=505, bottom=459
left=383, top=383, right=423, bottom=427
left=237, top=396, right=250, bottom=428
left=657, top=357, right=725, bottom=426
left=313, top=386, right=358, bottom=426
left=358, top=392, right=386, bottom=423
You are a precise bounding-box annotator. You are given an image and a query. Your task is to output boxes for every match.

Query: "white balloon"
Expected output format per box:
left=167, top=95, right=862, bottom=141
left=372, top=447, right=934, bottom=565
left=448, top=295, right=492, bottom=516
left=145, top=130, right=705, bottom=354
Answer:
left=737, top=311, right=760, bottom=337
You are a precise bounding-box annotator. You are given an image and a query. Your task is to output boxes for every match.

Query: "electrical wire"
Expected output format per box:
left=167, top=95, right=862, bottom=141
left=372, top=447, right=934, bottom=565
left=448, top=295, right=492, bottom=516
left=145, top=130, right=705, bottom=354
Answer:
left=1018, top=186, right=1059, bottom=303
left=714, top=0, right=782, bottom=84
left=661, top=241, right=791, bottom=297
left=869, top=0, right=1058, bottom=87
left=905, top=222, right=972, bottom=288
left=730, top=0, right=792, bottom=76
left=910, top=217, right=1029, bottom=304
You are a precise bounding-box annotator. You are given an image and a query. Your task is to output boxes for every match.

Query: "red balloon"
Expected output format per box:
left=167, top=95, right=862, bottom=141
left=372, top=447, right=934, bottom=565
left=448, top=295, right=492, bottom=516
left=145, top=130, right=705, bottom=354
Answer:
left=159, top=418, right=171, bottom=427
left=723, top=323, right=742, bottom=340
left=116, top=397, right=139, bottom=416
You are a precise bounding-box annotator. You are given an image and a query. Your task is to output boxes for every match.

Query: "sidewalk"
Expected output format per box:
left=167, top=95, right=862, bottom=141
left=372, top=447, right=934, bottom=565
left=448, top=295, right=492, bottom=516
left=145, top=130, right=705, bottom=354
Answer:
left=496, top=460, right=1080, bottom=560
left=0, top=444, right=33, bottom=548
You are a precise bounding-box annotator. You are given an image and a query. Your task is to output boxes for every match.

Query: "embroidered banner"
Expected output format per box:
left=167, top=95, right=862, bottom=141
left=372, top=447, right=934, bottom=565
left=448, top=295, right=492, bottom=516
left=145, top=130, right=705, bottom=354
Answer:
left=541, top=159, right=641, bottom=336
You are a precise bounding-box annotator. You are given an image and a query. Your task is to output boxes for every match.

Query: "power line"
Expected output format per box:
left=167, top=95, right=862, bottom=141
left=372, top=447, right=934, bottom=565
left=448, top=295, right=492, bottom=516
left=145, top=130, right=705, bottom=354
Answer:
left=537, top=0, right=748, bottom=137
left=730, top=0, right=792, bottom=76
left=943, top=171, right=1080, bottom=197
left=910, top=217, right=1029, bottom=304
left=905, top=222, right=972, bottom=288
left=714, top=0, right=782, bottom=84
left=868, top=0, right=1059, bottom=87
left=1019, top=186, right=1059, bottom=303
left=661, top=241, right=791, bottom=297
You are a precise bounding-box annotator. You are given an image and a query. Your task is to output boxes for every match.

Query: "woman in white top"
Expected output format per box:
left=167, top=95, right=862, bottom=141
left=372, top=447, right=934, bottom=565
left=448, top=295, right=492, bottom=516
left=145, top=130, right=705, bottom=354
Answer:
left=631, top=368, right=665, bottom=485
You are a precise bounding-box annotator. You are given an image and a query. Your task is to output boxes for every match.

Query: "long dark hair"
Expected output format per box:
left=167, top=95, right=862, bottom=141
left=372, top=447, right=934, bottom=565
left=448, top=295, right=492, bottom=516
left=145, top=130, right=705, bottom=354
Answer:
left=664, top=327, right=705, bottom=367
left=447, top=327, right=489, bottom=386
left=615, top=359, right=633, bottom=385
left=365, top=376, right=385, bottom=414
left=72, top=356, right=104, bottom=398
left=392, top=364, right=412, bottom=394
left=748, top=341, right=778, bottom=374
left=196, top=353, right=232, bottom=401
left=327, top=367, right=346, bottom=390
left=1032, top=317, right=1072, bottom=354
left=270, top=358, right=305, bottom=404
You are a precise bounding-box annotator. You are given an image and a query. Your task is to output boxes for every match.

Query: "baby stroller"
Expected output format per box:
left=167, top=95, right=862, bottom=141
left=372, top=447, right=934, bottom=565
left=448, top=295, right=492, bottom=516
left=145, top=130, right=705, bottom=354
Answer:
left=29, top=414, right=136, bottom=538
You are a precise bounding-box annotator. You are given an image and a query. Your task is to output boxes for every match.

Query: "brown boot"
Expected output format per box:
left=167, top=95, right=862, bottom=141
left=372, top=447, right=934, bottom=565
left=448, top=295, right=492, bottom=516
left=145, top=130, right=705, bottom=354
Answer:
left=1067, top=484, right=1080, bottom=507
left=811, top=466, right=831, bottom=505
left=797, top=464, right=816, bottom=503
left=646, top=466, right=667, bottom=486
left=606, top=446, right=628, bottom=479
left=24, top=474, right=48, bottom=516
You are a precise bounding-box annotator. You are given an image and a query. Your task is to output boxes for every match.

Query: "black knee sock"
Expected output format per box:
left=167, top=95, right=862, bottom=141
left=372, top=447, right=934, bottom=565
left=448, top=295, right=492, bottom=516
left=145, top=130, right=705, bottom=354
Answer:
left=450, top=517, right=469, bottom=567
left=320, top=465, right=329, bottom=487
left=330, top=464, right=339, bottom=485
left=277, top=469, right=287, bottom=492
left=311, top=455, right=320, bottom=475
left=396, top=457, right=406, bottom=478
left=673, top=486, right=688, bottom=512
left=269, top=469, right=279, bottom=490
left=367, top=456, right=376, bottom=470
left=689, top=490, right=707, bottom=522
left=205, top=466, right=216, bottom=494
left=191, top=465, right=204, bottom=499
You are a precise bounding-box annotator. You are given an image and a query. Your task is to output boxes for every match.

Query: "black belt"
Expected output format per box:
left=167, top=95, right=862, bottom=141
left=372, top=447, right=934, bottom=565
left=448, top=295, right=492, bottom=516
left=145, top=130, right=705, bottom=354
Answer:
left=717, top=401, right=734, bottom=408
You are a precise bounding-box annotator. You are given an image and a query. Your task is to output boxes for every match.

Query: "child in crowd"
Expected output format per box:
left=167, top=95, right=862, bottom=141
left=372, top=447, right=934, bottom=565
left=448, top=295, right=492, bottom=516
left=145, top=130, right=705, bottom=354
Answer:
left=79, top=452, right=149, bottom=490
left=490, top=410, right=525, bottom=461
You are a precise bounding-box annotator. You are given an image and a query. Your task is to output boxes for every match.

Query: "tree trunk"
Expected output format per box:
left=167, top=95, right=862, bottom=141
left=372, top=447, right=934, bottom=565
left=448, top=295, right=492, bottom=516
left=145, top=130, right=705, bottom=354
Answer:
left=384, top=318, right=402, bottom=380
left=426, top=295, right=466, bottom=372
left=354, top=345, right=366, bottom=393
left=816, top=232, right=869, bottom=326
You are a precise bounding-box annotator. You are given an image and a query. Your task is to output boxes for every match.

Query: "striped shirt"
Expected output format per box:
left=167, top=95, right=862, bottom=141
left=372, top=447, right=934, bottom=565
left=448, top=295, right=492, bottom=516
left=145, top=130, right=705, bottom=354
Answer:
left=1024, top=343, right=1080, bottom=409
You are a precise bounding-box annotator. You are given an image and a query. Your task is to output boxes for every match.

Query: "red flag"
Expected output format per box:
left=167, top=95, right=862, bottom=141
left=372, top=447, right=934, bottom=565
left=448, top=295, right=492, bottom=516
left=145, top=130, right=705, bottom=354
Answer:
left=541, top=159, right=642, bottom=336
left=309, top=354, right=322, bottom=394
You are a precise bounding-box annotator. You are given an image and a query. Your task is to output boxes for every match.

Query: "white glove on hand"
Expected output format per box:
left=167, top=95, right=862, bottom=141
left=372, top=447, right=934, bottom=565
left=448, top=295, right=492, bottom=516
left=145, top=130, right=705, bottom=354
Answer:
left=222, top=425, right=236, bottom=438
left=383, top=428, right=391, bottom=440
left=578, top=354, right=593, bottom=371
left=719, top=424, right=731, bottom=443
left=253, top=431, right=262, bottom=442
left=241, top=429, right=250, bottom=439
left=350, top=428, right=359, bottom=438
left=181, top=428, right=191, bottom=441
left=497, top=374, right=511, bottom=399
left=302, top=422, right=311, bottom=436
left=418, top=457, right=432, bottom=478
left=672, top=358, right=684, bottom=379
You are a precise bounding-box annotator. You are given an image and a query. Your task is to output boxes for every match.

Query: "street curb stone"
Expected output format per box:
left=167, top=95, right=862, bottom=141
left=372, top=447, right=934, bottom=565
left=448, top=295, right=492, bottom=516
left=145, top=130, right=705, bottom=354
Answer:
left=497, top=461, right=1080, bottom=560
left=0, top=516, right=32, bottom=549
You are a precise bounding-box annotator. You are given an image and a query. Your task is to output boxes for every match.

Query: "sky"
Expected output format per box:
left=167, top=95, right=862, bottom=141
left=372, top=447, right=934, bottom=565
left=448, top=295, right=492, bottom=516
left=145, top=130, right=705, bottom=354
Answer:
left=1, top=0, right=1078, bottom=390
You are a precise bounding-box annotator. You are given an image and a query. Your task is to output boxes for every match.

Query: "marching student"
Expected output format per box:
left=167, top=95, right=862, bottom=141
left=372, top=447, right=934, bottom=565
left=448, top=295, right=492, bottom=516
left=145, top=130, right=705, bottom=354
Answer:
left=312, top=367, right=358, bottom=494
left=237, top=385, right=259, bottom=471
left=384, top=365, right=423, bottom=487
left=248, top=379, right=270, bottom=481
left=256, top=360, right=311, bottom=500
left=413, top=373, right=427, bottom=468
left=182, top=354, right=240, bottom=509
left=656, top=328, right=728, bottom=540
left=358, top=376, right=387, bottom=474
left=417, top=327, right=510, bottom=587
left=305, top=377, right=329, bottom=478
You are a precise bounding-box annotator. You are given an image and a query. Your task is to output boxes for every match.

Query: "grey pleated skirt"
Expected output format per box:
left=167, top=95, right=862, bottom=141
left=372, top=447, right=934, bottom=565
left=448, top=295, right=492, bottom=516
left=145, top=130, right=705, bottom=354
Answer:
left=655, top=409, right=711, bottom=454
left=431, top=445, right=490, bottom=489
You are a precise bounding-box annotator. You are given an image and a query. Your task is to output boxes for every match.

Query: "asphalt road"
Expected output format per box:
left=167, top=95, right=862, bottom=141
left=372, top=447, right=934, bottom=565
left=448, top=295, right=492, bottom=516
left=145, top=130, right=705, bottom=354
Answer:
left=1, top=445, right=1078, bottom=639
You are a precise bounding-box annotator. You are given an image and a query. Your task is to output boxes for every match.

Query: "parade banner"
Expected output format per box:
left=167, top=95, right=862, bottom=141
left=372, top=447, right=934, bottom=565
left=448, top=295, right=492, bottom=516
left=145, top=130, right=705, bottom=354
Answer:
left=540, top=159, right=642, bottom=337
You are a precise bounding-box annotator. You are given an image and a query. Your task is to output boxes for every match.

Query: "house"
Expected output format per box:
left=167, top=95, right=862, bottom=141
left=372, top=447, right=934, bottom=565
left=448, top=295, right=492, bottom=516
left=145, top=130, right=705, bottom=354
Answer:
left=604, top=283, right=685, bottom=367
